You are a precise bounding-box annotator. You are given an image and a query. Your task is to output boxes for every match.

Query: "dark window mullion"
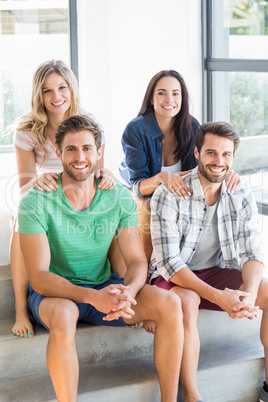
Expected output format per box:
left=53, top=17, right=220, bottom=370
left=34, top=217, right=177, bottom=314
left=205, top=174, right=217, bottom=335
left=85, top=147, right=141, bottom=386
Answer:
left=202, top=0, right=212, bottom=122
left=206, top=58, right=268, bottom=72
left=69, top=0, right=78, bottom=81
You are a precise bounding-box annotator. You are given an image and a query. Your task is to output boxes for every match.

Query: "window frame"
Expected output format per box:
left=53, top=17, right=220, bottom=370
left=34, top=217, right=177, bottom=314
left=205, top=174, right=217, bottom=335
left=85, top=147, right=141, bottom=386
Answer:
left=202, top=0, right=268, bottom=122
left=69, top=0, right=78, bottom=80
left=202, top=0, right=268, bottom=214
left=0, top=0, right=78, bottom=153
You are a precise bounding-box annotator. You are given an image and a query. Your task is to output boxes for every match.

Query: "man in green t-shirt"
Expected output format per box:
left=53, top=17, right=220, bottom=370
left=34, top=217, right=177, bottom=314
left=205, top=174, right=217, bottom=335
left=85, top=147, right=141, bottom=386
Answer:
left=18, top=115, right=183, bottom=402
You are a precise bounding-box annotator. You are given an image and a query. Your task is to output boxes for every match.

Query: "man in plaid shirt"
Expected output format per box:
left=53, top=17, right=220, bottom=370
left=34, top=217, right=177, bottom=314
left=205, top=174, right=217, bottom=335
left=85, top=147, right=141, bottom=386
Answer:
left=148, top=122, right=268, bottom=402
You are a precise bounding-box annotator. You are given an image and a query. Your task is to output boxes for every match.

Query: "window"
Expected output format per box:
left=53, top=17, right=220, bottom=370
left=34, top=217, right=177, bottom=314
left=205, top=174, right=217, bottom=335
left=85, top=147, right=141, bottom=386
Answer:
left=0, top=0, right=72, bottom=150
left=203, top=0, right=268, bottom=175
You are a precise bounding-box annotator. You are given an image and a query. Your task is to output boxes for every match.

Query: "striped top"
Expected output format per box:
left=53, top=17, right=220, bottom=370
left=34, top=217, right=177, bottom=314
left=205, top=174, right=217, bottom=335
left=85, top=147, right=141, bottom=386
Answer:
left=14, top=112, right=106, bottom=173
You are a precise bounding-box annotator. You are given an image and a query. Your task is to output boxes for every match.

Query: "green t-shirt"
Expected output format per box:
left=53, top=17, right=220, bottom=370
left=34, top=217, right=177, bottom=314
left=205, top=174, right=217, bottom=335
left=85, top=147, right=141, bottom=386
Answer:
left=17, top=176, right=138, bottom=285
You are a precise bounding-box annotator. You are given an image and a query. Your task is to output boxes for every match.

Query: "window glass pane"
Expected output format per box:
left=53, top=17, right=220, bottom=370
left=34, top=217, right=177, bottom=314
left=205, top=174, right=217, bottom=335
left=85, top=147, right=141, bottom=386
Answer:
left=212, top=0, right=268, bottom=59
left=0, top=0, right=69, bottom=146
left=212, top=71, right=268, bottom=173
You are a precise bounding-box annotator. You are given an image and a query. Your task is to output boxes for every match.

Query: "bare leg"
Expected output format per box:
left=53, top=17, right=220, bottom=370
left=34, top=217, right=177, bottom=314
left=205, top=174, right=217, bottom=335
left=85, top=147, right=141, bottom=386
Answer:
left=125, top=285, right=184, bottom=402
left=10, top=227, right=34, bottom=337
left=255, top=279, right=268, bottom=384
left=143, top=286, right=203, bottom=401
left=39, top=298, right=79, bottom=402
left=171, top=287, right=203, bottom=402
left=135, top=197, right=152, bottom=262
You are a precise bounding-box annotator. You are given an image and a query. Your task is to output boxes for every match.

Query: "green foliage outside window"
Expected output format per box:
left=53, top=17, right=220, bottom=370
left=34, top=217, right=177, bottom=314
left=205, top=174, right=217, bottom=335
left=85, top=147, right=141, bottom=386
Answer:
left=230, top=72, right=268, bottom=137
left=230, top=0, right=268, bottom=35
left=0, top=76, right=24, bottom=146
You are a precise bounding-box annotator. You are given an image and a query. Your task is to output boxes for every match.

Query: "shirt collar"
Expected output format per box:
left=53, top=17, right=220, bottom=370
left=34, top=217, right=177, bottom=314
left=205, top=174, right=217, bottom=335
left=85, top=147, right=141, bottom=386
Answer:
left=144, top=111, right=164, bottom=140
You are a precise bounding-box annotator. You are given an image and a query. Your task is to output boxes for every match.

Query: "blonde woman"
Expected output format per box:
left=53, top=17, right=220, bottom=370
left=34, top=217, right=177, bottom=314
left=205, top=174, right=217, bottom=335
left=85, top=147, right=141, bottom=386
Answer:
left=11, top=60, right=115, bottom=338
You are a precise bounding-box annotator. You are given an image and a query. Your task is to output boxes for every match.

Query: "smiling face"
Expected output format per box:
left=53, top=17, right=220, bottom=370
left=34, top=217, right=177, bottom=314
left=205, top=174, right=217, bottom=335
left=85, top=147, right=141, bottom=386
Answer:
left=151, top=76, right=182, bottom=120
left=195, top=133, right=234, bottom=184
left=56, top=130, right=102, bottom=182
left=42, top=72, right=71, bottom=119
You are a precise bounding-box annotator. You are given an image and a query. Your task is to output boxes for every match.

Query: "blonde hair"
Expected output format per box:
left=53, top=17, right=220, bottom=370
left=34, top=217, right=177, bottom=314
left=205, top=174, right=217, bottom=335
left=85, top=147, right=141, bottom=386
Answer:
left=17, top=59, right=80, bottom=163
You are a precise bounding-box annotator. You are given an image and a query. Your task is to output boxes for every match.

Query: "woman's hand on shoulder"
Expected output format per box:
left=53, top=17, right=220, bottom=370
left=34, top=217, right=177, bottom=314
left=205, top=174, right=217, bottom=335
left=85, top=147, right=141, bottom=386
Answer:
left=32, top=173, right=59, bottom=192
left=225, top=170, right=241, bottom=193
left=159, top=170, right=192, bottom=199
left=96, top=168, right=116, bottom=190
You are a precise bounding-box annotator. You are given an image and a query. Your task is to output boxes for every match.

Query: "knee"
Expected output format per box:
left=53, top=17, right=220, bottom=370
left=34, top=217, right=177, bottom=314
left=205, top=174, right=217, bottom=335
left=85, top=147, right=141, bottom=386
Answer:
left=136, top=197, right=151, bottom=223
left=158, top=290, right=183, bottom=322
left=136, top=197, right=151, bottom=213
left=49, top=300, right=79, bottom=336
left=258, top=279, right=268, bottom=310
left=181, top=290, right=200, bottom=324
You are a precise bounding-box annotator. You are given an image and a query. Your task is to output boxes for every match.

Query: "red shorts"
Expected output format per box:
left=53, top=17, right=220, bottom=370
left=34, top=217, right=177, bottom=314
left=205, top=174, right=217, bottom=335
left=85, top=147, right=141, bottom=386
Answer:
left=151, top=266, right=243, bottom=311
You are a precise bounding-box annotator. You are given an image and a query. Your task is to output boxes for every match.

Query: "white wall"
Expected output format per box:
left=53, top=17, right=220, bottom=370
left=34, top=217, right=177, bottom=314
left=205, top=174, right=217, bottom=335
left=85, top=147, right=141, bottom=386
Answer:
left=77, top=0, right=202, bottom=171
left=0, top=153, right=17, bottom=265
left=0, top=0, right=202, bottom=265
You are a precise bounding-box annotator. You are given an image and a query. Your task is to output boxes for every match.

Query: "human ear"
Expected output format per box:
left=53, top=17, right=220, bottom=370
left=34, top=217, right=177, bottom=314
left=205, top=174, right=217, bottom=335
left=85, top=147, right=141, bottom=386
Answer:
left=194, top=146, right=199, bottom=160
left=55, top=148, right=62, bottom=161
left=97, top=146, right=103, bottom=161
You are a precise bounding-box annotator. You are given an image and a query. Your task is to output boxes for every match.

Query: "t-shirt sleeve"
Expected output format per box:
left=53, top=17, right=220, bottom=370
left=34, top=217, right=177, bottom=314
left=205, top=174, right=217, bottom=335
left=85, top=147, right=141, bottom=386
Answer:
left=116, top=185, right=139, bottom=228
left=17, top=191, right=48, bottom=234
left=14, top=129, right=35, bottom=152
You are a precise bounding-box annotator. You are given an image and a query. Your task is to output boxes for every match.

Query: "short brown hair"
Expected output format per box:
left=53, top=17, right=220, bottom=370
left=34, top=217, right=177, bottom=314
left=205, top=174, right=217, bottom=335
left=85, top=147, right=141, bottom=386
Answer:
left=55, top=115, right=102, bottom=150
left=195, top=122, right=240, bottom=154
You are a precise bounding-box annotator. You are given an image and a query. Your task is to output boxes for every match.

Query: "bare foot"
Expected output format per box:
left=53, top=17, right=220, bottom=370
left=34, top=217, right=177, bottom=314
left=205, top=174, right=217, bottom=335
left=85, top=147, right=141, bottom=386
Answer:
left=130, top=322, right=143, bottom=329
left=183, top=396, right=203, bottom=402
left=143, top=320, right=156, bottom=334
left=12, top=308, right=34, bottom=338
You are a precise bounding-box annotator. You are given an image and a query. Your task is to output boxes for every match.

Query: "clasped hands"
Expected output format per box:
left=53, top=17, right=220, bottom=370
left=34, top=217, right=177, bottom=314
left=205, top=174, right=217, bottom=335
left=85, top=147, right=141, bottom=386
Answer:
left=220, top=287, right=259, bottom=320
left=94, top=284, right=137, bottom=322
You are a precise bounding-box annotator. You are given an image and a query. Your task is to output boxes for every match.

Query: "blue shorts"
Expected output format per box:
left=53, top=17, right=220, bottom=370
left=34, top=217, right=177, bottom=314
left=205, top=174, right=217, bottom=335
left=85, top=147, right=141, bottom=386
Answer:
left=28, top=273, right=128, bottom=331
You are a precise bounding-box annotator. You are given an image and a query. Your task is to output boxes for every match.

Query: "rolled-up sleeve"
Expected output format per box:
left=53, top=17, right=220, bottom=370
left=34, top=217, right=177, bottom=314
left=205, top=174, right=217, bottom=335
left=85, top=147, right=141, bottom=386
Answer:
left=120, top=121, right=152, bottom=198
left=151, top=186, right=187, bottom=281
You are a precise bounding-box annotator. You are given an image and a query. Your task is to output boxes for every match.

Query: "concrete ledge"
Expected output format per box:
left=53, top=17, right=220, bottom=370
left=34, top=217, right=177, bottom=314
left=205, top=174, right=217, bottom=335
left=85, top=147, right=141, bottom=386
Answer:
left=0, top=319, right=154, bottom=381
left=0, top=338, right=264, bottom=402
left=0, top=263, right=265, bottom=402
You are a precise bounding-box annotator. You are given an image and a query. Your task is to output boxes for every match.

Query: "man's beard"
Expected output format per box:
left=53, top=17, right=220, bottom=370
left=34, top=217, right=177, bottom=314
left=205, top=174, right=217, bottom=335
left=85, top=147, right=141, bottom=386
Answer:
left=62, top=160, right=97, bottom=181
left=198, top=159, right=229, bottom=183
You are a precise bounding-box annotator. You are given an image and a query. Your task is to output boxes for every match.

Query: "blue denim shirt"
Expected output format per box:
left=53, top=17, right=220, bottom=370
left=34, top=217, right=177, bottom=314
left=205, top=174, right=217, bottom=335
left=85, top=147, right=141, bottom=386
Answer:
left=119, top=111, right=199, bottom=198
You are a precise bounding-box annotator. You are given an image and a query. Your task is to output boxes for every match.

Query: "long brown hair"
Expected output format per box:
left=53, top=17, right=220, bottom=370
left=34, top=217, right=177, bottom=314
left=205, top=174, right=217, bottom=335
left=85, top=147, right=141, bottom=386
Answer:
left=138, top=70, right=195, bottom=164
left=17, top=59, right=80, bottom=163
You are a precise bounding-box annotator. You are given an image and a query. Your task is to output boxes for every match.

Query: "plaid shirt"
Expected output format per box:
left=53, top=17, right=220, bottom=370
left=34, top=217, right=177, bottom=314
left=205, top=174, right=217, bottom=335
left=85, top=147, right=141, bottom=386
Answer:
left=149, top=166, right=264, bottom=282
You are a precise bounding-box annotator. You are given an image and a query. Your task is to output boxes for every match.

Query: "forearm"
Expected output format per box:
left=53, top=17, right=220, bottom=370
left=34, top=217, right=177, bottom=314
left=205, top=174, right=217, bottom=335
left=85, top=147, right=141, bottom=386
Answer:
left=30, top=271, right=97, bottom=304
left=123, top=260, right=147, bottom=297
left=170, top=266, right=222, bottom=304
left=241, top=260, right=263, bottom=299
left=19, top=177, right=35, bottom=196
left=139, top=173, right=163, bottom=196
